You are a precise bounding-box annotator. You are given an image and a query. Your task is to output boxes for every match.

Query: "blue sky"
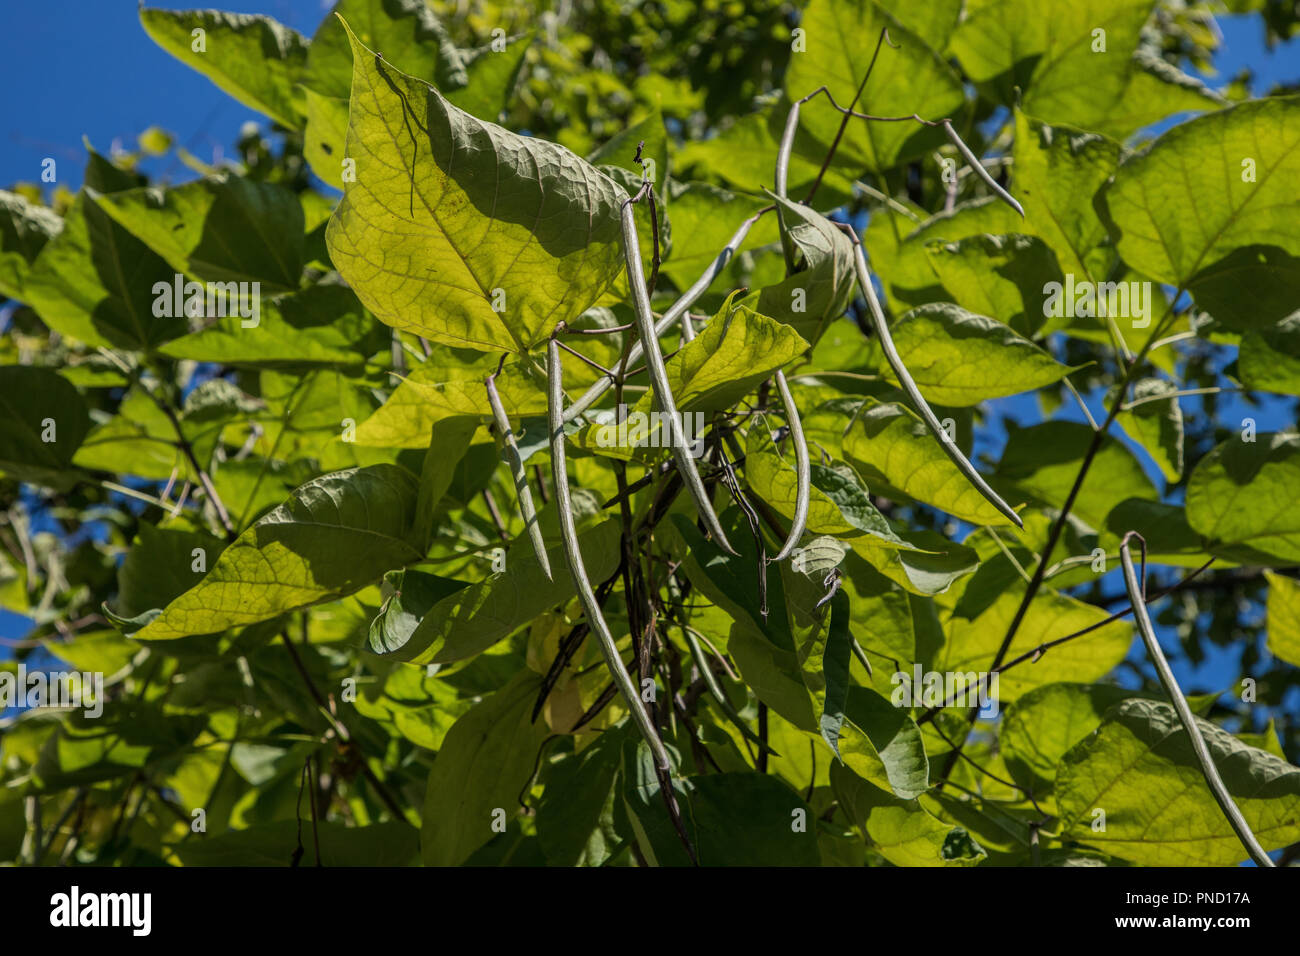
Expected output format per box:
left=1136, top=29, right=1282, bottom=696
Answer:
left=2, top=4, right=1297, bottom=767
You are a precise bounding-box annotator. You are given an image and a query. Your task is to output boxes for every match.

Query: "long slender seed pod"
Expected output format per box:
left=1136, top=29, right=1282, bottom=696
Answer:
left=775, top=101, right=801, bottom=272
left=484, top=374, right=551, bottom=581
left=853, top=242, right=1024, bottom=528
left=620, top=201, right=737, bottom=554
left=942, top=120, right=1024, bottom=218
left=1119, top=535, right=1274, bottom=868
left=682, top=626, right=775, bottom=755
left=769, top=369, right=810, bottom=562
left=769, top=123, right=812, bottom=564
left=547, top=339, right=674, bottom=772
left=563, top=211, right=764, bottom=423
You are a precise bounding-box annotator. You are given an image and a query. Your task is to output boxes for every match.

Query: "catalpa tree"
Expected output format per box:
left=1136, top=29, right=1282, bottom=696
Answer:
left=1, top=0, right=1298, bottom=868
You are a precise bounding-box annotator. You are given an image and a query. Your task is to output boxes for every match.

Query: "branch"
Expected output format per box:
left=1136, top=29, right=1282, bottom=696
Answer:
left=916, top=556, right=1216, bottom=724
left=279, top=625, right=405, bottom=821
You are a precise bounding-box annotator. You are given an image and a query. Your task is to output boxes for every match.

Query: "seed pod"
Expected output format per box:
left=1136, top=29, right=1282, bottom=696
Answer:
left=1119, top=534, right=1272, bottom=867
left=619, top=201, right=737, bottom=554
left=852, top=242, right=1023, bottom=528
left=563, top=211, right=764, bottom=424
left=769, top=369, right=810, bottom=562
left=547, top=338, right=673, bottom=772
left=942, top=120, right=1024, bottom=218
left=775, top=100, right=802, bottom=272
left=484, top=373, right=551, bottom=580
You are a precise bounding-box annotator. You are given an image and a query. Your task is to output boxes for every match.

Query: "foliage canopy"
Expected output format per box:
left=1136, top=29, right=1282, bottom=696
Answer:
left=1, top=0, right=1299, bottom=868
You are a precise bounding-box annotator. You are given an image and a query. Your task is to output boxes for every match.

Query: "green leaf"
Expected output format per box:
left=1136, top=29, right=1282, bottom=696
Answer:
left=1239, top=314, right=1300, bottom=395
left=355, top=354, right=546, bottom=448
left=451, top=33, right=532, bottom=124
left=136, top=464, right=424, bottom=639
left=789, top=580, right=851, bottom=758
left=374, top=522, right=621, bottom=665
left=675, top=106, right=857, bottom=200
left=1266, top=572, right=1300, bottom=667
left=89, top=172, right=304, bottom=291
left=421, top=670, right=551, bottom=866
left=0, top=366, right=91, bottom=488
left=723, top=587, right=929, bottom=796
left=743, top=197, right=856, bottom=347
left=140, top=8, right=309, bottom=129
left=660, top=182, right=779, bottom=292
left=832, top=763, right=985, bottom=866
left=415, top=416, right=478, bottom=548
left=786, top=0, right=962, bottom=172
left=0, top=190, right=62, bottom=300
left=633, top=296, right=809, bottom=416
left=809, top=462, right=908, bottom=545
left=1103, top=498, right=1208, bottom=566
left=924, top=234, right=1066, bottom=337
left=1189, top=246, right=1300, bottom=332
left=302, top=88, right=352, bottom=190
left=325, top=20, right=627, bottom=353
left=848, top=527, right=980, bottom=597
left=1100, top=97, right=1300, bottom=328
left=114, top=522, right=227, bottom=620
left=843, top=400, right=1015, bottom=526
left=995, top=421, right=1157, bottom=530
left=1116, top=378, right=1184, bottom=482
left=939, top=585, right=1133, bottom=701
left=871, top=197, right=1025, bottom=312
left=368, top=518, right=620, bottom=665
left=24, top=153, right=181, bottom=350
left=535, top=728, right=627, bottom=866
left=71, top=388, right=188, bottom=482
left=34, top=700, right=206, bottom=792
left=160, top=282, right=385, bottom=367
left=1011, top=109, right=1122, bottom=279
left=883, top=303, right=1075, bottom=406
left=1186, top=431, right=1300, bottom=564
left=682, top=772, right=822, bottom=866
left=366, top=569, right=467, bottom=657
left=172, top=821, right=418, bottom=866
left=588, top=108, right=669, bottom=189
left=952, top=0, right=1221, bottom=138
left=743, top=433, right=902, bottom=543
left=1058, top=697, right=1300, bottom=865
left=305, top=0, right=467, bottom=102
left=1001, top=682, right=1136, bottom=794
left=876, top=0, right=963, bottom=50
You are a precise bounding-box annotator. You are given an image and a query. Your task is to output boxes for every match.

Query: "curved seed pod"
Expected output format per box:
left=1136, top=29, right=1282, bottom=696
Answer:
left=853, top=243, right=1024, bottom=529
left=484, top=374, right=551, bottom=581
left=563, top=212, right=763, bottom=424
left=774, top=101, right=801, bottom=271
left=769, top=369, right=810, bottom=562
left=619, top=201, right=737, bottom=554
left=942, top=120, right=1024, bottom=218
left=1119, top=535, right=1273, bottom=867
left=547, top=339, right=673, bottom=772
left=769, top=112, right=815, bottom=563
